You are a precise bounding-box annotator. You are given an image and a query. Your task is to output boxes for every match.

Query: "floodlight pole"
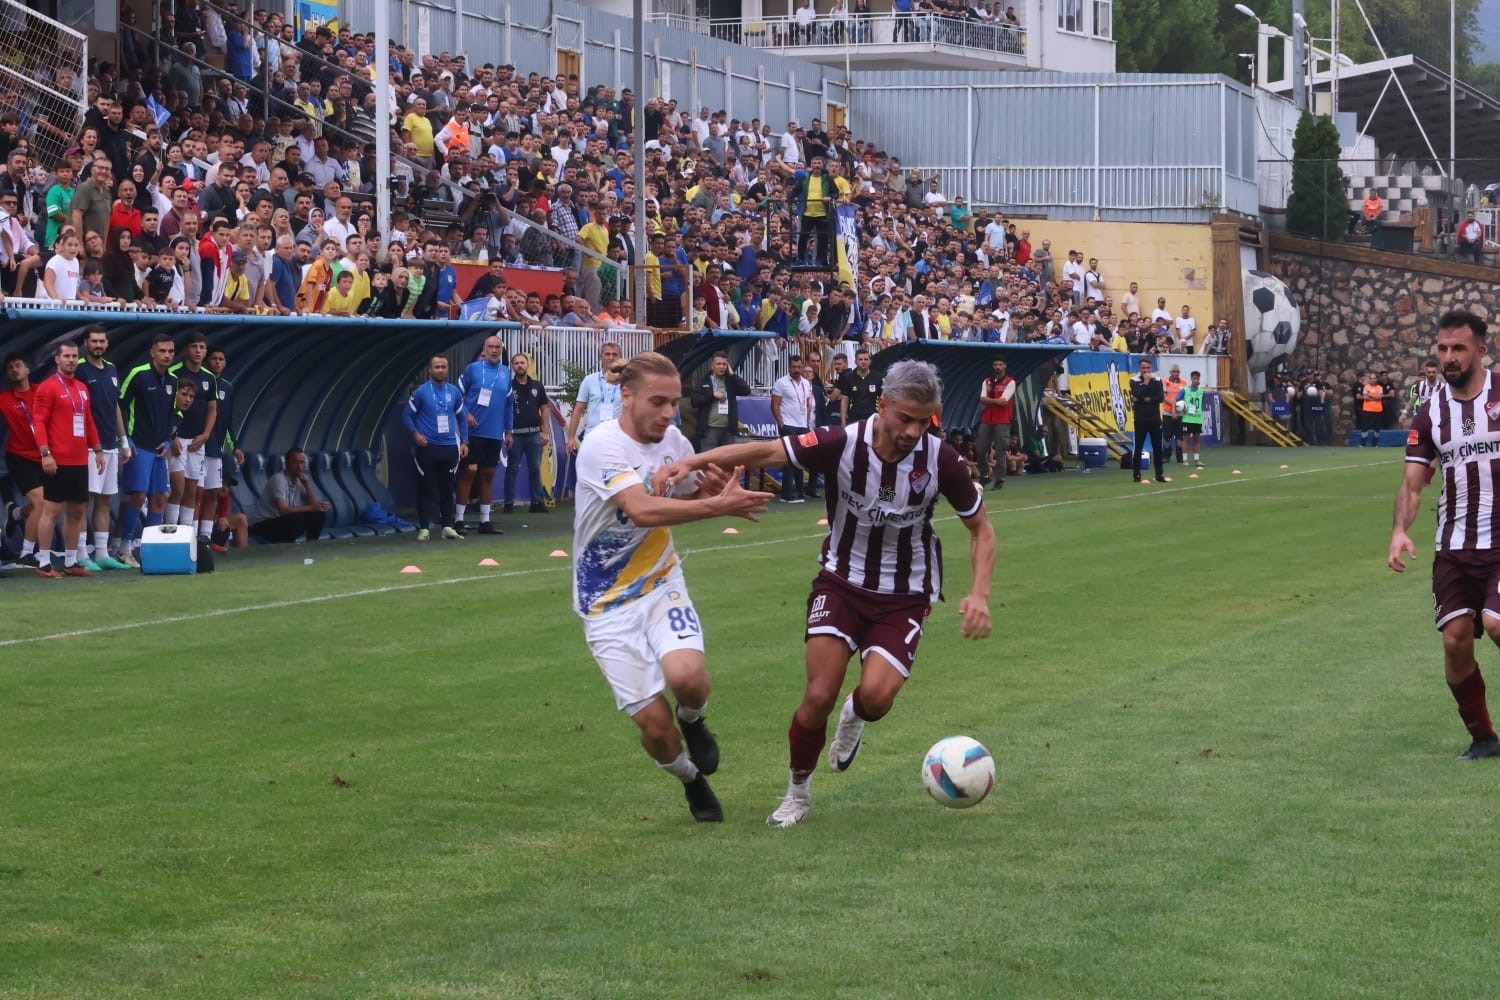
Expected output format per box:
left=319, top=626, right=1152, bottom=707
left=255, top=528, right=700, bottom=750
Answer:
left=1330, top=0, right=1339, bottom=119
left=633, top=0, right=649, bottom=328
left=1290, top=0, right=1306, bottom=111
left=376, top=0, right=391, bottom=247
left=1449, top=0, right=1456, bottom=182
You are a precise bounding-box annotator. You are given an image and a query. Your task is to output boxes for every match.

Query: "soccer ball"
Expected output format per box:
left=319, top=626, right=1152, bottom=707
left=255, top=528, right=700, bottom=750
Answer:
left=1242, top=270, right=1301, bottom=391
left=1174, top=398, right=1187, bottom=414
left=921, top=736, right=995, bottom=809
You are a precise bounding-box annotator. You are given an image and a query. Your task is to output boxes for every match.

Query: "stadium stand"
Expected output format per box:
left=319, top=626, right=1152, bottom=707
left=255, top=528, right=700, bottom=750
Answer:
left=0, top=0, right=1220, bottom=571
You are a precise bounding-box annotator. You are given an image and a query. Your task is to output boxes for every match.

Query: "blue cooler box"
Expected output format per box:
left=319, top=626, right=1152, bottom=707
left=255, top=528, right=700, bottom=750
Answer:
left=139, top=524, right=198, bottom=575
left=1079, top=438, right=1109, bottom=469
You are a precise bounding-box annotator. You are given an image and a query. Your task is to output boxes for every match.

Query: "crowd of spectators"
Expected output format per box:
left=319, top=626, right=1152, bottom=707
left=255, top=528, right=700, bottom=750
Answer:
left=0, top=2, right=1237, bottom=361
left=775, top=0, right=1025, bottom=55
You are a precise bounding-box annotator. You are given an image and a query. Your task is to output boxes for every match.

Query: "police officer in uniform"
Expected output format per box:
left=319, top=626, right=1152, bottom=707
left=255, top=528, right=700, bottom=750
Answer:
left=505, top=352, right=552, bottom=514
left=835, top=346, right=883, bottom=425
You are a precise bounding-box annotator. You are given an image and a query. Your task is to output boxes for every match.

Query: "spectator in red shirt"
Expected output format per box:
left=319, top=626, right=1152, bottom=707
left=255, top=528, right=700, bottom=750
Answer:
left=108, top=178, right=143, bottom=238
left=30, top=341, right=103, bottom=577
left=0, top=352, right=44, bottom=567
left=1014, top=228, right=1032, bottom=267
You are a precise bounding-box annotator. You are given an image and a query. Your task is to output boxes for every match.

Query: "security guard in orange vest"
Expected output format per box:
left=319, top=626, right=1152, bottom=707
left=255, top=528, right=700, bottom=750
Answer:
left=1358, top=371, right=1384, bottom=447
left=1160, top=363, right=1187, bottom=464
left=435, top=107, right=473, bottom=162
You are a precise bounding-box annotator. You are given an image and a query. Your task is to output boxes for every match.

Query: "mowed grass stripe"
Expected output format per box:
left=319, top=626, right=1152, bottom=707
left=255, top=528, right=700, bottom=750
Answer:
left=12, top=448, right=1495, bottom=999
left=0, top=454, right=1383, bottom=647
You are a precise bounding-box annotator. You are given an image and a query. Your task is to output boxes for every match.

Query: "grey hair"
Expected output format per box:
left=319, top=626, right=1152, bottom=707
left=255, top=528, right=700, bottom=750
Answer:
left=881, top=360, right=943, bottom=406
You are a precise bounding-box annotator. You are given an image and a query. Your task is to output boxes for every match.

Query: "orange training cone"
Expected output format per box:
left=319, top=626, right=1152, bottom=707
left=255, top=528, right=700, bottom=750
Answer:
left=400, top=565, right=421, bottom=574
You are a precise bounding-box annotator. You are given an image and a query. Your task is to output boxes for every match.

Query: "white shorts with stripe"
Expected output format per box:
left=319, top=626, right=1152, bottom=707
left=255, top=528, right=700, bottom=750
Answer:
left=168, top=439, right=206, bottom=481
left=582, top=571, right=704, bottom=715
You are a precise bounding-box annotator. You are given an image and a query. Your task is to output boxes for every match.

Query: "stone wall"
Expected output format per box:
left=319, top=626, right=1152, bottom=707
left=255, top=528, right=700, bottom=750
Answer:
left=1266, top=236, right=1500, bottom=436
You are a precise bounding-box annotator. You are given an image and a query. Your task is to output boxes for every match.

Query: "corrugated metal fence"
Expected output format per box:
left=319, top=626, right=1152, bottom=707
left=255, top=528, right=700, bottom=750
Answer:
left=848, top=71, right=1260, bottom=221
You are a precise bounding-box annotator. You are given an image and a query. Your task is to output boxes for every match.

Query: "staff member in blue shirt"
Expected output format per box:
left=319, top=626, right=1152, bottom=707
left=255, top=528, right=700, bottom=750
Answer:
left=403, top=353, right=469, bottom=541
left=455, top=334, right=513, bottom=536
left=565, top=341, right=623, bottom=454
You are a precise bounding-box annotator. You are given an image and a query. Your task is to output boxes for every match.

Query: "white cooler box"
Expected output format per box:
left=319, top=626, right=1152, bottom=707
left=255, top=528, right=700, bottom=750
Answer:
left=139, top=524, right=198, bottom=575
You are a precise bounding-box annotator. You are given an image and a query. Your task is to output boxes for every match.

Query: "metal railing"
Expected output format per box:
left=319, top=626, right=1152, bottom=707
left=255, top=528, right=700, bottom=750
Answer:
left=496, top=326, right=656, bottom=394
left=649, top=11, right=1027, bottom=58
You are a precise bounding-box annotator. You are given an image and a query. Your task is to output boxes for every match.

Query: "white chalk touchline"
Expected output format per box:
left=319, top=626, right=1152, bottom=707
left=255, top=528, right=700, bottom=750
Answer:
left=1, top=460, right=1377, bottom=648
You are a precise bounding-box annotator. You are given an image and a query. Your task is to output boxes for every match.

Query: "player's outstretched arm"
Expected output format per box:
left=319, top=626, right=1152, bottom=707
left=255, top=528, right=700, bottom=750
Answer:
left=1388, top=460, right=1430, bottom=573
left=616, top=468, right=773, bottom=528
left=657, top=439, right=790, bottom=493
left=957, top=509, right=995, bottom=639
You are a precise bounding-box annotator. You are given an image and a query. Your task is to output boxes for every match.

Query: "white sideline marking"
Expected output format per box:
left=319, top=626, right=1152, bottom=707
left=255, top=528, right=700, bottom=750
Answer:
left=0, top=460, right=1376, bottom=648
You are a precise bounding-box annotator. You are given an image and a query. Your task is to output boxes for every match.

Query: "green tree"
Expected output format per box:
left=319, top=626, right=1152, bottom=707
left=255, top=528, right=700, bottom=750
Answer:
left=1114, top=0, right=1228, bottom=74
left=1116, top=0, right=1484, bottom=77
left=1286, top=112, right=1348, bottom=240
left=1470, top=61, right=1500, bottom=101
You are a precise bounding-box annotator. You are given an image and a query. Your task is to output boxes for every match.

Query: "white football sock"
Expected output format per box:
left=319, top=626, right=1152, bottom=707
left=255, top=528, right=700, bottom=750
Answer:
left=20, top=539, right=34, bottom=557
left=178, top=506, right=195, bottom=526
left=164, top=503, right=180, bottom=524
left=94, top=532, right=110, bottom=557
left=479, top=504, right=491, bottom=523
left=455, top=503, right=467, bottom=522
left=63, top=549, right=77, bottom=567
left=199, top=519, right=213, bottom=537
left=675, top=702, right=705, bottom=724
left=658, top=750, right=699, bottom=783
left=76, top=533, right=89, bottom=564
left=35, top=548, right=50, bottom=567
left=787, top=772, right=811, bottom=797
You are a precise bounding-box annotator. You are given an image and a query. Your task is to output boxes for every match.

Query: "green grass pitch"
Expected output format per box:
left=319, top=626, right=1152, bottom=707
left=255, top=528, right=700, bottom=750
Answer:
left=3, top=447, right=1497, bottom=998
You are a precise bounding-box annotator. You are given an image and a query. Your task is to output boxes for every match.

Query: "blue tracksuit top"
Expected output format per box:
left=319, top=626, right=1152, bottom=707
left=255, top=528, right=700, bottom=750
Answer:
left=403, top=380, right=468, bottom=446
left=458, top=359, right=514, bottom=440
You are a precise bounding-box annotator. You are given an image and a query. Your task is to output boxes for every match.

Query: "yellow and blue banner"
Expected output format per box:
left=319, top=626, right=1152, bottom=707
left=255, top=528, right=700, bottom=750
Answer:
left=835, top=204, right=861, bottom=337
left=1064, top=353, right=1223, bottom=444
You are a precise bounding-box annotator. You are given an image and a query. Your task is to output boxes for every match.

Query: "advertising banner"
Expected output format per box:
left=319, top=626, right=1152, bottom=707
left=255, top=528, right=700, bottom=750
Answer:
left=1063, top=353, right=1222, bottom=446
left=294, top=0, right=338, bottom=32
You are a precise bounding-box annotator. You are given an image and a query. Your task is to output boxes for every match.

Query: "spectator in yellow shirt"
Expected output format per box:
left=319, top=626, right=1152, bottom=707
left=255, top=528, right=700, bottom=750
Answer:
left=219, top=250, right=254, bottom=314
left=574, top=207, right=610, bottom=305
left=323, top=269, right=360, bottom=316
left=403, top=97, right=436, bottom=165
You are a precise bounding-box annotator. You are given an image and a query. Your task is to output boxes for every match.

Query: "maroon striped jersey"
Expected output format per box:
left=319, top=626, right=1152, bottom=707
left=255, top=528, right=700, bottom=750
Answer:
left=1406, top=370, right=1500, bottom=551
left=782, top=419, right=983, bottom=600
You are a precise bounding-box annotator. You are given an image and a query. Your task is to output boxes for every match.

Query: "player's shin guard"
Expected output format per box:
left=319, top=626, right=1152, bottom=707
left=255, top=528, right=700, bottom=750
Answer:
left=788, top=715, right=827, bottom=784
left=1449, top=666, right=1497, bottom=741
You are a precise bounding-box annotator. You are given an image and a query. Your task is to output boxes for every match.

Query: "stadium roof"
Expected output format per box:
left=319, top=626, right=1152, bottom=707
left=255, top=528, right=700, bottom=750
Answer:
left=1267, top=53, right=1500, bottom=167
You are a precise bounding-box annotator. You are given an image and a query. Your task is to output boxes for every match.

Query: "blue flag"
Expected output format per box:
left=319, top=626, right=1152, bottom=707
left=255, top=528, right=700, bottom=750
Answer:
left=458, top=297, right=492, bottom=320
left=146, top=95, right=171, bottom=130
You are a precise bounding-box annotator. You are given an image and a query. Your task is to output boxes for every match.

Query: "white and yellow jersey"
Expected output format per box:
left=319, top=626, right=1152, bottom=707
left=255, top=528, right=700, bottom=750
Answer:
left=572, top=419, right=696, bottom=618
